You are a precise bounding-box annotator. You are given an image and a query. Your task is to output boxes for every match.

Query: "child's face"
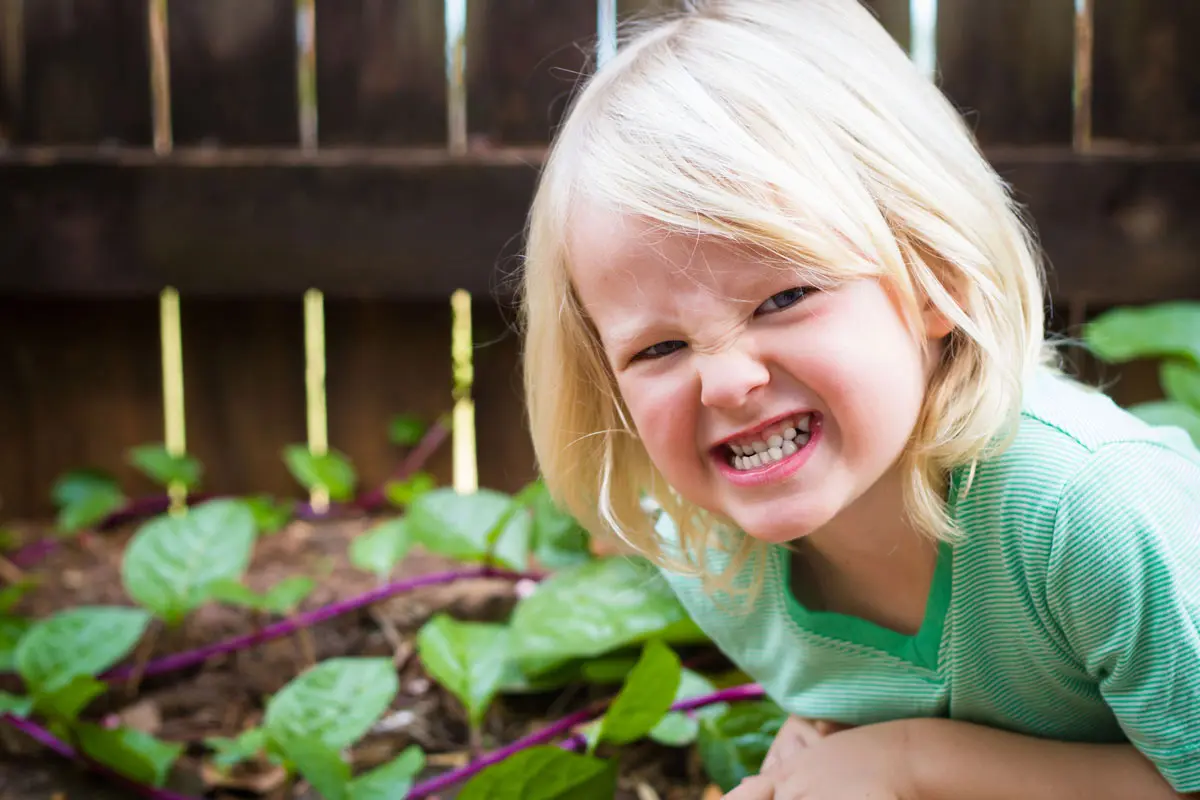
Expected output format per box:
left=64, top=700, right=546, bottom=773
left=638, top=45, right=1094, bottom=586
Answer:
left=568, top=207, right=951, bottom=545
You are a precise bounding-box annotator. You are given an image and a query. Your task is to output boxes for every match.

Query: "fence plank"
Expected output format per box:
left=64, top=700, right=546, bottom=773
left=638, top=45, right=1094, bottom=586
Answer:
left=863, top=0, right=910, bottom=53
left=1, top=0, right=150, bottom=145
left=314, top=0, right=447, bottom=146
left=1093, top=0, right=1200, bottom=145
left=0, top=298, right=534, bottom=518
left=466, top=0, right=596, bottom=146
left=936, top=0, right=1075, bottom=145
left=168, top=0, right=299, bottom=145
left=1, top=150, right=1198, bottom=303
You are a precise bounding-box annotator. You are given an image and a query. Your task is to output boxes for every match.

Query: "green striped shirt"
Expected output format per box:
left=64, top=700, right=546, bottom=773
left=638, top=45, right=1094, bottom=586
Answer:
left=656, top=369, right=1200, bottom=791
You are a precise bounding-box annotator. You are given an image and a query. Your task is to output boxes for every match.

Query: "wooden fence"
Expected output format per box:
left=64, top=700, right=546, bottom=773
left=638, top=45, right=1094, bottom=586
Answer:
left=0, top=0, right=1197, bottom=517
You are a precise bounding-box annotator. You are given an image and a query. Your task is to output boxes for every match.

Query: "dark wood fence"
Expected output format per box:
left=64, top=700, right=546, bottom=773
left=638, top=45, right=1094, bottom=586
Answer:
left=0, top=0, right=1197, bottom=517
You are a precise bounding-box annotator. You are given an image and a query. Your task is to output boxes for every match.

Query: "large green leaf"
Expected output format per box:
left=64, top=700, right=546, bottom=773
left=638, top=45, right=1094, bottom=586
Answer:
left=274, top=733, right=350, bottom=800
left=1083, top=302, right=1200, bottom=364
left=406, top=488, right=531, bottom=571
left=15, top=606, right=151, bottom=695
left=1160, top=361, right=1200, bottom=411
left=75, top=723, right=184, bottom=788
left=263, top=658, right=398, bottom=752
left=283, top=445, right=358, bottom=501
left=121, top=499, right=257, bottom=625
left=127, top=444, right=203, bottom=489
left=458, top=746, right=617, bottom=800
left=525, top=481, right=593, bottom=568
left=348, top=745, right=425, bottom=800
left=593, top=640, right=680, bottom=748
left=415, top=614, right=509, bottom=727
left=34, top=674, right=107, bottom=721
left=0, top=617, right=31, bottom=671
left=509, top=558, right=707, bottom=673
left=1129, top=400, right=1200, bottom=446
left=207, top=576, right=314, bottom=615
left=349, top=519, right=414, bottom=581
left=696, top=700, right=788, bottom=792
left=0, top=690, right=32, bottom=717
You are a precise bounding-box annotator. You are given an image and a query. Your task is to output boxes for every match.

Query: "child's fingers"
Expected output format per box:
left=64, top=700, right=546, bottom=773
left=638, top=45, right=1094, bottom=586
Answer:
left=760, top=716, right=826, bottom=773
left=813, top=719, right=854, bottom=737
left=722, top=775, right=775, bottom=800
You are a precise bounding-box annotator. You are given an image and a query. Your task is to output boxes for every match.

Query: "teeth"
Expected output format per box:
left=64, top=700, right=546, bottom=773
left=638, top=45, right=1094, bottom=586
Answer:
left=726, top=415, right=814, bottom=471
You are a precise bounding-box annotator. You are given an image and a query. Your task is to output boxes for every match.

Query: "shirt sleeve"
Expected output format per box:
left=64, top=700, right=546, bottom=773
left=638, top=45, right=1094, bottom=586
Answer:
left=1046, top=439, right=1200, bottom=793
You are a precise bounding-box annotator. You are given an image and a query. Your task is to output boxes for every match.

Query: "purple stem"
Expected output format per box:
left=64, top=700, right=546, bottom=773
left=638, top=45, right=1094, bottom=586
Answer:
left=1, top=713, right=199, bottom=800
left=406, top=683, right=767, bottom=799
left=102, top=566, right=534, bottom=683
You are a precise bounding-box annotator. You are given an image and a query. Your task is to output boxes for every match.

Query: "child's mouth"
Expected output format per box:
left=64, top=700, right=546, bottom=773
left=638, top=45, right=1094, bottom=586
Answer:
left=721, top=413, right=814, bottom=471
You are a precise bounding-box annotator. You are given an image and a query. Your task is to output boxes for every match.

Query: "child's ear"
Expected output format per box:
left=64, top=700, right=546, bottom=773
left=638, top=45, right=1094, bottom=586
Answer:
left=921, top=300, right=955, bottom=341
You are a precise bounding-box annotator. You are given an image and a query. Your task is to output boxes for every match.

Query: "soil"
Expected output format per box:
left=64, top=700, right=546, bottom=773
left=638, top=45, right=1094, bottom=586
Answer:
left=0, top=513, right=722, bottom=800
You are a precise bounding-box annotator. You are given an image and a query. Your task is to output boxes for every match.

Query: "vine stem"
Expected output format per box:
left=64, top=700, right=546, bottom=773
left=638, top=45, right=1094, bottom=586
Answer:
left=0, top=713, right=197, bottom=800
left=405, top=683, right=767, bottom=799
left=100, top=566, right=536, bottom=683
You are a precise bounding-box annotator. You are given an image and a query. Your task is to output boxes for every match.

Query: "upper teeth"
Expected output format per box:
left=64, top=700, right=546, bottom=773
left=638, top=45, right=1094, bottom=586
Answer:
left=727, top=415, right=812, bottom=470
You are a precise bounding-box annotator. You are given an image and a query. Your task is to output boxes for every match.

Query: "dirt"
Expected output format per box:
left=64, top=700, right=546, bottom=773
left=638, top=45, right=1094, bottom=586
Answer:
left=0, top=513, right=719, bottom=800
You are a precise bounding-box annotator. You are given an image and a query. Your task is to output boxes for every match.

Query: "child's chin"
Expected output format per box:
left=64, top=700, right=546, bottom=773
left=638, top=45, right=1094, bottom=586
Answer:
left=738, top=520, right=815, bottom=546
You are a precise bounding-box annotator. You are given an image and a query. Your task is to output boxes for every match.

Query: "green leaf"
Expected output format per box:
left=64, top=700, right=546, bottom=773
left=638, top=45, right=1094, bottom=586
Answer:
left=0, top=617, right=31, bottom=671
left=15, top=606, right=151, bottom=695
left=208, top=577, right=314, bottom=615
left=594, top=640, right=681, bottom=748
left=415, top=614, right=509, bottom=728
left=383, top=472, right=436, bottom=508
left=509, top=557, right=707, bottom=674
left=263, top=657, right=399, bottom=752
left=283, top=445, right=358, bottom=502
left=34, top=673, right=106, bottom=721
left=649, top=669, right=724, bottom=747
left=349, top=519, right=413, bottom=581
left=52, top=470, right=127, bottom=535
left=75, top=723, right=184, bottom=788
left=389, top=414, right=428, bottom=447
left=0, top=690, right=33, bottom=717
left=204, top=727, right=266, bottom=772
left=1129, top=400, right=1200, bottom=446
left=1083, top=302, right=1200, bottom=365
left=1160, top=360, right=1200, bottom=411
left=458, top=746, right=617, bottom=800
left=120, top=499, right=257, bottom=625
left=578, top=654, right=640, bottom=684
left=127, top=444, right=203, bottom=489
left=243, top=494, right=294, bottom=535
left=696, top=700, right=788, bottom=792
left=0, top=578, right=36, bottom=614
left=406, top=488, right=531, bottom=571
left=525, top=481, right=593, bottom=568
left=274, top=733, right=350, bottom=800
left=348, top=745, right=425, bottom=800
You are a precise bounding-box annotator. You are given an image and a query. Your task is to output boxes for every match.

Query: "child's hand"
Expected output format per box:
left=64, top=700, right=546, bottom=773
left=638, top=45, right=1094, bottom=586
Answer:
left=760, top=716, right=851, bottom=774
left=725, top=720, right=916, bottom=800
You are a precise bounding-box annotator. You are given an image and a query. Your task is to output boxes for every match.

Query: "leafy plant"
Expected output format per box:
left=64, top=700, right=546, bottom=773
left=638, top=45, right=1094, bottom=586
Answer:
left=51, top=470, right=127, bottom=535
left=242, top=494, right=296, bottom=535
left=348, top=519, right=414, bottom=581
left=207, top=576, right=315, bottom=616
left=383, top=471, right=436, bottom=508
left=282, top=445, right=358, bottom=502
left=406, top=488, right=531, bottom=571
left=120, top=499, right=257, bottom=626
left=128, top=443, right=204, bottom=490
left=389, top=414, right=429, bottom=448
left=1084, top=301, right=1200, bottom=445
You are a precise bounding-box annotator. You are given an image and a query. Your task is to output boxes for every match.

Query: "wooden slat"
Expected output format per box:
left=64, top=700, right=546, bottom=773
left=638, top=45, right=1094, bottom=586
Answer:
left=0, top=149, right=1198, bottom=304
left=936, top=0, right=1075, bottom=145
left=1093, top=0, right=1200, bottom=145
left=863, top=0, right=911, bottom=54
left=2, top=0, right=150, bottom=145
left=466, top=0, right=596, bottom=146
left=314, top=0, right=447, bottom=146
left=167, top=0, right=299, bottom=145
left=0, top=298, right=533, bottom=519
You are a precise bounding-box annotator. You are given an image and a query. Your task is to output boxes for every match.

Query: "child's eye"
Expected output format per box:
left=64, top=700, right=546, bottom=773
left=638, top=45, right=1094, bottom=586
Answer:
left=632, top=340, right=687, bottom=361
left=756, top=287, right=811, bottom=315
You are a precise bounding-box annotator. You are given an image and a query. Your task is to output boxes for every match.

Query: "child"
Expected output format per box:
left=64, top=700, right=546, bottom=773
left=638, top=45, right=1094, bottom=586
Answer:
left=518, top=0, right=1200, bottom=797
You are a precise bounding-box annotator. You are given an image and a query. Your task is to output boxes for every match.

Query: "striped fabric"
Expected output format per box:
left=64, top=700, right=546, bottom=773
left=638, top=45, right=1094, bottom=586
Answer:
left=655, top=368, right=1200, bottom=791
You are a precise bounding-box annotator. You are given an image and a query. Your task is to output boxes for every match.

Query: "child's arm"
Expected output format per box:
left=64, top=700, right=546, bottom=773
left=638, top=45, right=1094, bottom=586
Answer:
left=908, top=717, right=1195, bottom=800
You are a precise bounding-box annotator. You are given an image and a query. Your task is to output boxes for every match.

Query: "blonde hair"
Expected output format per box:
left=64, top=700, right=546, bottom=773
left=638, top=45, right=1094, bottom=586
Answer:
left=519, top=0, right=1055, bottom=587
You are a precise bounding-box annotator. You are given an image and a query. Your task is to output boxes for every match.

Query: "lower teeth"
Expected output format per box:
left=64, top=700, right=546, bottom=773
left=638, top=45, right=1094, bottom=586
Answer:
left=731, top=434, right=808, bottom=470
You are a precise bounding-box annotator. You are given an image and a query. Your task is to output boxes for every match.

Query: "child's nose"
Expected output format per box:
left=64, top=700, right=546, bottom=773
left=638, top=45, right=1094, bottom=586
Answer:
left=697, top=351, right=770, bottom=409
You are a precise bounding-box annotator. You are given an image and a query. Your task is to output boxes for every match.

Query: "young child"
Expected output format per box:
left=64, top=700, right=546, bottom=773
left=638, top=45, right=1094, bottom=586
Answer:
left=518, top=0, right=1200, bottom=797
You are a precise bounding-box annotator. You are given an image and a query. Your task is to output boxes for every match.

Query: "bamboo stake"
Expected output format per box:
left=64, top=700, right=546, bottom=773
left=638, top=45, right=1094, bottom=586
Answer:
left=304, top=289, right=330, bottom=513
left=445, top=0, right=467, bottom=154
left=296, top=0, right=318, bottom=150
left=451, top=290, right=477, bottom=494
left=147, top=0, right=172, bottom=154
left=160, top=288, right=187, bottom=515
left=1072, top=0, right=1094, bottom=153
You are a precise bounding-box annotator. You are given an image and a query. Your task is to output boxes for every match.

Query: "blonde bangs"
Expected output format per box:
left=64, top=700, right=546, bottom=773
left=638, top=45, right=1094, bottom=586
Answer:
left=521, top=0, right=1054, bottom=588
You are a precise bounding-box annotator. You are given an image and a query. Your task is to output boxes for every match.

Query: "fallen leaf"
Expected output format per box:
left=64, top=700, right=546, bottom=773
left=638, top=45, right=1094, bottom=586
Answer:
left=200, top=760, right=287, bottom=794
left=118, top=699, right=162, bottom=734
